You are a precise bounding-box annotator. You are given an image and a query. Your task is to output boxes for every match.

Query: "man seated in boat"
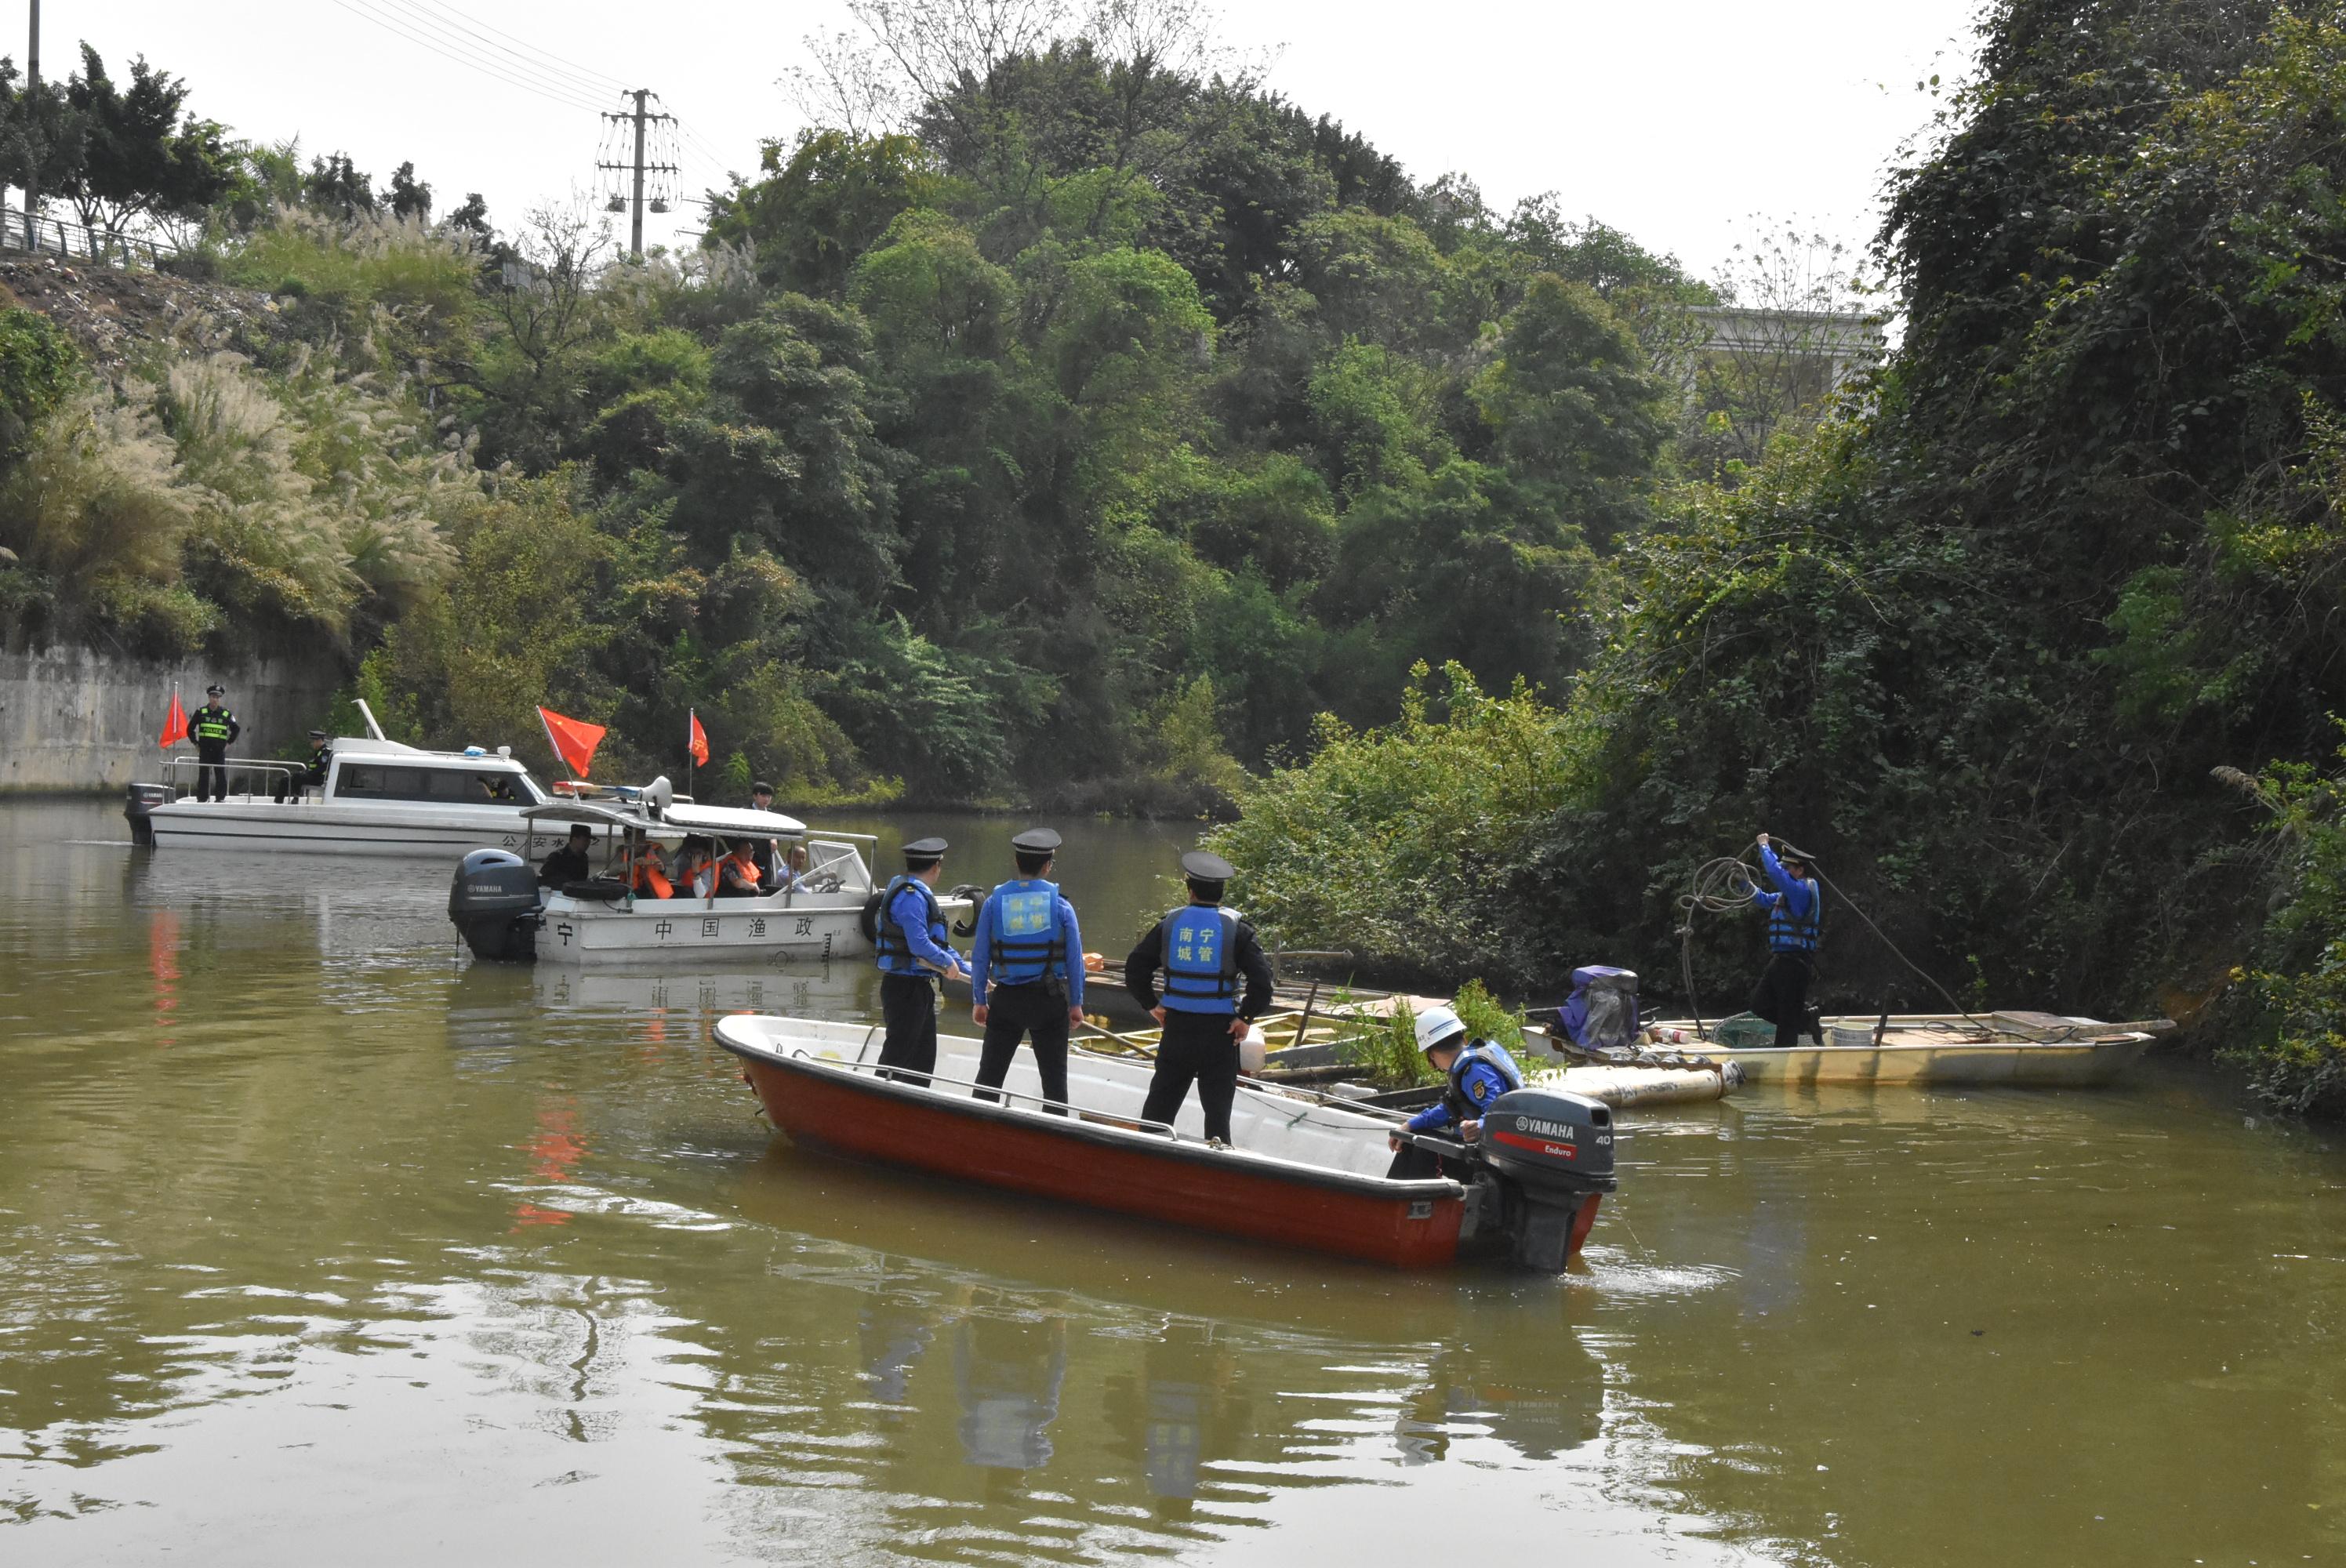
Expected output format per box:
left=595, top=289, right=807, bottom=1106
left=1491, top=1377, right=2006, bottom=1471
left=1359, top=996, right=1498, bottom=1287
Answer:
left=672, top=836, right=717, bottom=899
left=1747, top=831, right=1825, bottom=1048
left=1124, top=851, right=1273, bottom=1147
left=714, top=838, right=765, bottom=898
left=626, top=839, right=674, bottom=898
left=1385, top=1004, right=1523, bottom=1179
left=537, top=823, right=594, bottom=888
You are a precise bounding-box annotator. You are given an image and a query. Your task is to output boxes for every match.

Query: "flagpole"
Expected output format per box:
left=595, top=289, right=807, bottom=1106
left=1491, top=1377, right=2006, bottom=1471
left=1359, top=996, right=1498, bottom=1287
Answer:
left=538, top=708, right=575, bottom=789
left=687, top=707, right=695, bottom=801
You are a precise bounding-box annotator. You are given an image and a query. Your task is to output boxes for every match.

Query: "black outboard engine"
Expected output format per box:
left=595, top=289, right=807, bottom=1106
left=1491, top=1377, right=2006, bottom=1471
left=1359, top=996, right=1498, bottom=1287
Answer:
left=124, top=782, right=172, bottom=847
left=1462, top=1087, right=1617, bottom=1271
left=448, top=848, right=542, bottom=961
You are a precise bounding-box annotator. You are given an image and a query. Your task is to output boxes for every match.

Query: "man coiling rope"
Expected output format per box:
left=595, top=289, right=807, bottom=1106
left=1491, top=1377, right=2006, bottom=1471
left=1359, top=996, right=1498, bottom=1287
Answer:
left=1678, top=833, right=1988, bottom=1041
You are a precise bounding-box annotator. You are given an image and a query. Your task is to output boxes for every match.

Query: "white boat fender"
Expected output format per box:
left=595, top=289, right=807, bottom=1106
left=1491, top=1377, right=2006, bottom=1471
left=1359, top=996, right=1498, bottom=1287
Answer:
left=1239, top=1024, right=1269, bottom=1075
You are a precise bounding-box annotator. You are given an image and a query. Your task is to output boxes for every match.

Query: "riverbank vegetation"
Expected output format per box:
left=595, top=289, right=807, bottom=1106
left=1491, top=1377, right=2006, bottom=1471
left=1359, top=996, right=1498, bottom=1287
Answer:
left=0, top=6, right=1827, bottom=804
left=1215, top=0, right=2346, bottom=1116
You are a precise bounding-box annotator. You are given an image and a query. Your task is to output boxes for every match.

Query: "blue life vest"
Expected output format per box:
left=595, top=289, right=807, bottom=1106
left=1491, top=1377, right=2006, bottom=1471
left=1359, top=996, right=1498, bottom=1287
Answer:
left=986, top=878, right=1066, bottom=985
left=1441, top=1038, right=1525, bottom=1124
left=1767, top=879, right=1821, bottom=953
left=1157, top=904, right=1238, bottom=1014
left=876, top=875, right=947, bottom=975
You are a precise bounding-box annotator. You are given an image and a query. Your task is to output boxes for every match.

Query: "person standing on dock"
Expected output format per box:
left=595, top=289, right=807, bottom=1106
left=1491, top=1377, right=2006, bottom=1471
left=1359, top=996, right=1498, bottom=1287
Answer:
left=971, top=828, right=1085, bottom=1116
left=1125, top=851, right=1273, bottom=1146
left=1749, top=832, right=1825, bottom=1047
left=875, top=837, right=968, bottom=1085
left=188, top=684, right=240, bottom=802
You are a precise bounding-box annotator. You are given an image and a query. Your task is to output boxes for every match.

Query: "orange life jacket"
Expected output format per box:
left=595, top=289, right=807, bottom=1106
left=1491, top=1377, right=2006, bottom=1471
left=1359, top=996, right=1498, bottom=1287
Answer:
left=720, top=850, right=761, bottom=891
left=630, top=853, right=673, bottom=899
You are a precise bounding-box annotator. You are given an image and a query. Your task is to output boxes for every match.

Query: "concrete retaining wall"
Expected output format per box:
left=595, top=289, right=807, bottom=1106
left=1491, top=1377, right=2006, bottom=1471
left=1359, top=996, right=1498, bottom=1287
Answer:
left=0, top=644, right=344, bottom=793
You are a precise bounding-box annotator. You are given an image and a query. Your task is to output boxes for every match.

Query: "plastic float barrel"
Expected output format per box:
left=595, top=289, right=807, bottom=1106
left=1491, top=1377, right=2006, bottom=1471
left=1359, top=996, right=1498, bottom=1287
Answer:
left=448, top=848, right=541, bottom=961
left=123, top=782, right=171, bottom=846
left=1474, top=1086, right=1617, bottom=1272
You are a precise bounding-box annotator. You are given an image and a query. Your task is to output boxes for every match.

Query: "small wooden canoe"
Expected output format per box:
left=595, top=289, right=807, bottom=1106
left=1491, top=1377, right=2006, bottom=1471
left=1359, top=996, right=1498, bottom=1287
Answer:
left=1640, top=1013, right=2163, bottom=1087
left=712, top=1014, right=1616, bottom=1271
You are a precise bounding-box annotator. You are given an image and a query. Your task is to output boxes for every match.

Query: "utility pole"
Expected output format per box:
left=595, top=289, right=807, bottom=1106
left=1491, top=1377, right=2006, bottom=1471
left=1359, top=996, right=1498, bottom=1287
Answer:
left=596, top=89, right=676, bottom=260
left=24, top=0, right=38, bottom=251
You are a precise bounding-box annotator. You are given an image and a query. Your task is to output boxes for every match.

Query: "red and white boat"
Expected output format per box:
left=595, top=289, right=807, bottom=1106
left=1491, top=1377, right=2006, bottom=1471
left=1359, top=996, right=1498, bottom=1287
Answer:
left=712, top=1015, right=1618, bottom=1271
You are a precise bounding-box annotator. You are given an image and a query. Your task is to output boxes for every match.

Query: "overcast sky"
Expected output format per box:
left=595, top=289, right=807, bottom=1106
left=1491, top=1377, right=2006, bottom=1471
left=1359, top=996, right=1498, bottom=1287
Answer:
left=49, top=1, right=1982, bottom=282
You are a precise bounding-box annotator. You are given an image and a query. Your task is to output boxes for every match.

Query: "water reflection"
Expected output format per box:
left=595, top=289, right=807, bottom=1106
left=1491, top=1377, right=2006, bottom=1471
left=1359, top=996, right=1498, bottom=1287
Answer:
left=7, top=800, right=2346, bottom=1567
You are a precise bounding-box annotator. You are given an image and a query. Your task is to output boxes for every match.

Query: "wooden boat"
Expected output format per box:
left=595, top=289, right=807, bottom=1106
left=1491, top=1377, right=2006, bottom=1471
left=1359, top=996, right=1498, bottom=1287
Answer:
left=1633, top=1011, right=2166, bottom=1087
left=713, top=1014, right=1618, bottom=1271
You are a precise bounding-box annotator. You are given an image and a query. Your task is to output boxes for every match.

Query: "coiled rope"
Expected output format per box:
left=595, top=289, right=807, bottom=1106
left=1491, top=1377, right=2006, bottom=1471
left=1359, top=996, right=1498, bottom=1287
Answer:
left=1676, top=840, right=1988, bottom=1039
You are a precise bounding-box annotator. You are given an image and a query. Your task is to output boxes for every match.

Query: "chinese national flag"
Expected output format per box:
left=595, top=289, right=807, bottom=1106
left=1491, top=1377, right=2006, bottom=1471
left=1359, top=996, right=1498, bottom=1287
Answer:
left=159, top=690, right=189, bottom=749
left=537, top=706, right=607, bottom=778
left=688, top=710, right=710, bottom=767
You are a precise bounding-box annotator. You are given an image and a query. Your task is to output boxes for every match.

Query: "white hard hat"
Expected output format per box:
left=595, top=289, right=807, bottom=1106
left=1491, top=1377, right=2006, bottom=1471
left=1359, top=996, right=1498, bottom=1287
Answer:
left=1412, top=1004, right=1467, bottom=1053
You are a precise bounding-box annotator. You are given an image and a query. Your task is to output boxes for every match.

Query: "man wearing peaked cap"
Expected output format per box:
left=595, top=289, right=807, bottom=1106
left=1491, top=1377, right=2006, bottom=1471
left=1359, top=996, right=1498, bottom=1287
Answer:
left=872, top=836, right=968, bottom=1083
left=1124, top=847, right=1273, bottom=1146
left=971, top=828, right=1084, bottom=1116
left=188, top=683, right=241, bottom=803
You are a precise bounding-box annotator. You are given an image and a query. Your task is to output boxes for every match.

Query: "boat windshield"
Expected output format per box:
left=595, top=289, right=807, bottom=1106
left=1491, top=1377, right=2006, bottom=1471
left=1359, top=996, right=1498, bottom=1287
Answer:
left=801, top=838, right=873, bottom=895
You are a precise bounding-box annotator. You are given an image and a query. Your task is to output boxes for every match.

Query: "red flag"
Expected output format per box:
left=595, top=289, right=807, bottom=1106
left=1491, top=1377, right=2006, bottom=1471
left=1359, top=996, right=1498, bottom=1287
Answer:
left=536, top=706, right=607, bottom=779
left=688, top=710, right=710, bottom=768
left=159, top=690, right=189, bottom=749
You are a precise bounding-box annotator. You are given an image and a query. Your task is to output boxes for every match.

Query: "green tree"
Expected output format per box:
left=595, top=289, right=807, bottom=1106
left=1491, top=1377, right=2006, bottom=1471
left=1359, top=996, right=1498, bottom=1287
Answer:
left=58, top=45, right=233, bottom=241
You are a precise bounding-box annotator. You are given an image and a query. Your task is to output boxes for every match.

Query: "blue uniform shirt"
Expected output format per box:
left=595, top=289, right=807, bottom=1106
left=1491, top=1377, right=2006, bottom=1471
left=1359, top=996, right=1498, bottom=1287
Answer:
left=1406, top=1057, right=1516, bottom=1134
left=1749, top=845, right=1820, bottom=950
left=888, top=880, right=963, bottom=974
left=970, top=884, right=1084, bottom=1007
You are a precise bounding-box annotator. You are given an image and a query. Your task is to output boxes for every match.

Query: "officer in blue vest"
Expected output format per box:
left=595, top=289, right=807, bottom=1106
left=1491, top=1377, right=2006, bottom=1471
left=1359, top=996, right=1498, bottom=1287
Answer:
left=1124, top=851, right=1273, bottom=1146
left=1385, top=1003, right=1524, bottom=1178
left=971, top=827, right=1085, bottom=1115
left=876, top=836, right=968, bottom=1083
left=1748, top=832, right=1825, bottom=1047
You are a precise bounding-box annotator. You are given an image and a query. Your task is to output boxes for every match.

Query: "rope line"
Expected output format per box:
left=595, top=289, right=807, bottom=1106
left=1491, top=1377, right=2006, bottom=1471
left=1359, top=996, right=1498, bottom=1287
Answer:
left=1676, top=840, right=1989, bottom=1039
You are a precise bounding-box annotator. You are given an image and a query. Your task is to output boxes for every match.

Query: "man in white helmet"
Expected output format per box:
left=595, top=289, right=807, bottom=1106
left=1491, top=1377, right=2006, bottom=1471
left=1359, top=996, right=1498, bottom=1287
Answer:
left=1385, top=1003, right=1524, bottom=1179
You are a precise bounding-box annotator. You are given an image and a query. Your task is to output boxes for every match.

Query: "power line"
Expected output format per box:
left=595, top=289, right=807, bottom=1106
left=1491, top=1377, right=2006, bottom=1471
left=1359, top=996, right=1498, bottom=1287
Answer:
left=380, top=0, right=627, bottom=106
left=329, top=0, right=611, bottom=115
left=398, top=0, right=637, bottom=94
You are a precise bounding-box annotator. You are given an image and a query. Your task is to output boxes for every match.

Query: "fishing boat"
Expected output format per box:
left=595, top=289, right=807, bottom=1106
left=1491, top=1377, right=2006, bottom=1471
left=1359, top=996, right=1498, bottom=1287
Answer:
left=713, top=1014, right=1618, bottom=1271
left=447, top=798, right=974, bottom=964
left=1631, top=1011, right=2168, bottom=1087
left=125, top=700, right=611, bottom=858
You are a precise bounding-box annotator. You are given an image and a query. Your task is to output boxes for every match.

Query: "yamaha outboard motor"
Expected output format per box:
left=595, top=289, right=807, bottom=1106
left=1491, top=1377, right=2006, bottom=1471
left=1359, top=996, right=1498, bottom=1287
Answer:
left=448, top=848, right=541, bottom=961
left=1458, top=1087, right=1617, bottom=1271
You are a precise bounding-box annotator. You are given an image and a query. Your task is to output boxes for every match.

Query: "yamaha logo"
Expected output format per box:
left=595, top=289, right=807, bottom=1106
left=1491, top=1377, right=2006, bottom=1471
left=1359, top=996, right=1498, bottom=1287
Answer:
left=1518, top=1117, right=1576, bottom=1141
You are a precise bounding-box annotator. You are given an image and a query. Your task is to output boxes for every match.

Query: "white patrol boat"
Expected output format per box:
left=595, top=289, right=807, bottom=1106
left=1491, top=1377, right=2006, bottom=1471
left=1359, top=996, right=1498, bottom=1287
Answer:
left=445, top=790, right=977, bottom=965
left=125, top=702, right=599, bottom=858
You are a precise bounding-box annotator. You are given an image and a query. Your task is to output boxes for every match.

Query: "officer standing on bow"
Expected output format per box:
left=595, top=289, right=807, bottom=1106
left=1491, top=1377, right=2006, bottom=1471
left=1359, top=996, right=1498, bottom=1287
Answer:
left=1124, top=851, right=1273, bottom=1146
left=1385, top=1004, right=1524, bottom=1179
left=188, top=684, right=241, bottom=803
left=875, top=837, right=968, bottom=1084
left=970, top=828, right=1085, bottom=1116
left=1748, top=831, right=1825, bottom=1047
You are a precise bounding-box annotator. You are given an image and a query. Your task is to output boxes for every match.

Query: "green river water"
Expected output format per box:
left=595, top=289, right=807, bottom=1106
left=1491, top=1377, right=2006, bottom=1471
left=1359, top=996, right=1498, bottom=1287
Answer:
left=1, top=798, right=2341, bottom=1566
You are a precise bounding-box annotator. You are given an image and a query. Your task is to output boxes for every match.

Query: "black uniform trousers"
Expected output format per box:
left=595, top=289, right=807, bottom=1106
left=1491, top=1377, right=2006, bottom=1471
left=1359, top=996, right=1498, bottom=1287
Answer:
left=194, top=742, right=231, bottom=803
left=877, top=972, right=939, bottom=1085
left=975, top=981, right=1070, bottom=1114
left=1140, top=1009, right=1242, bottom=1144
left=1750, top=949, right=1820, bottom=1048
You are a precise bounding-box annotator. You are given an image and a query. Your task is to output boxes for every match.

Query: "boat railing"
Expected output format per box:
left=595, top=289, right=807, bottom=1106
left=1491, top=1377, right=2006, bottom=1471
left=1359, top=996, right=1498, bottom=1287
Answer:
left=786, top=1043, right=1193, bottom=1142
left=159, top=756, right=308, bottom=798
